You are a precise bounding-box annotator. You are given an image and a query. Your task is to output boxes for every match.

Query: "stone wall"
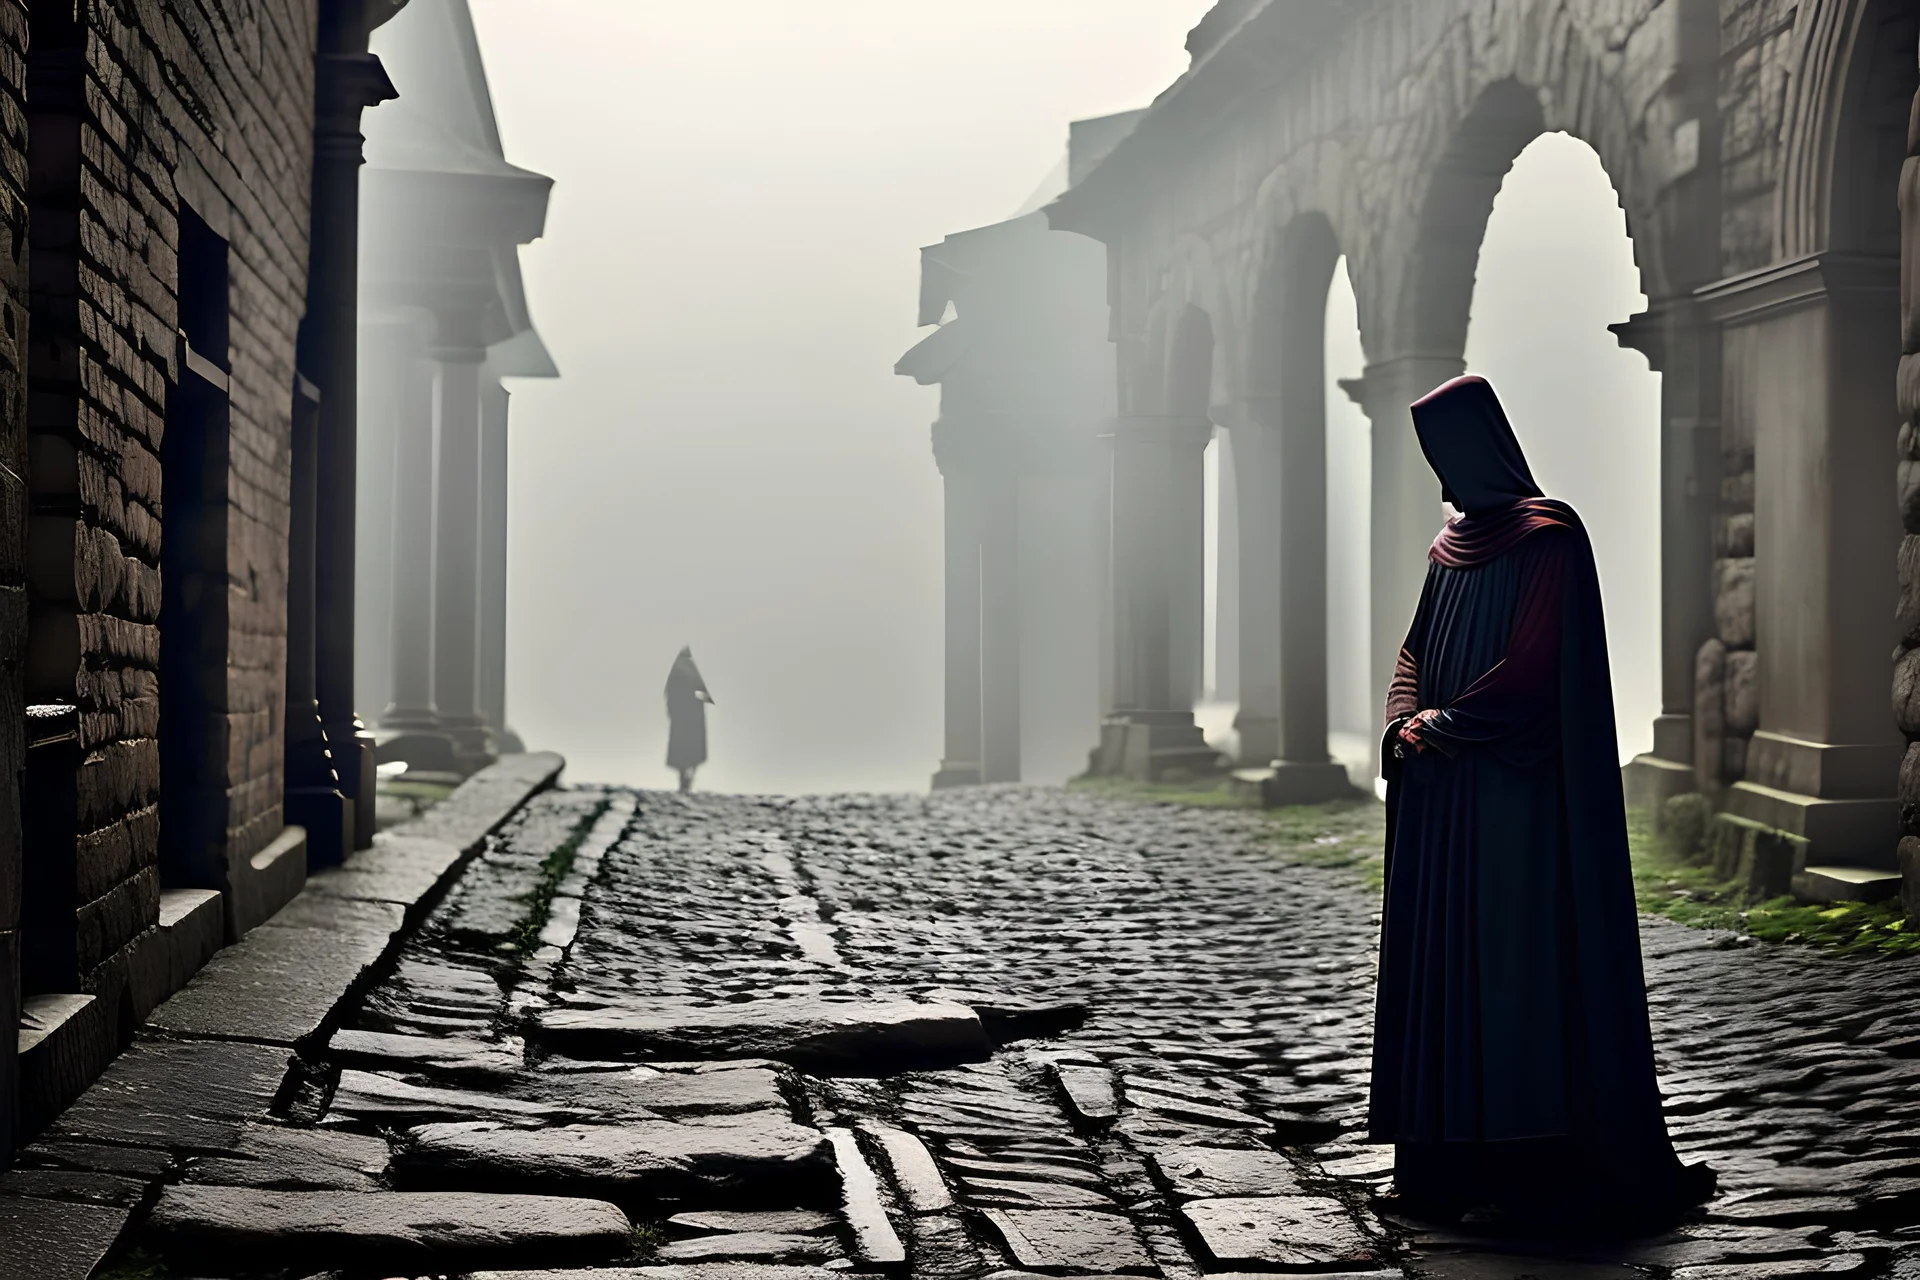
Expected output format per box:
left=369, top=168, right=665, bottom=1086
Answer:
left=19, top=0, right=314, bottom=1080
left=0, top=0, right=25, bottom=1166
left=1717, top=0, right=1797, bottom=274
left=1896, top=44, right=1920, bottom=910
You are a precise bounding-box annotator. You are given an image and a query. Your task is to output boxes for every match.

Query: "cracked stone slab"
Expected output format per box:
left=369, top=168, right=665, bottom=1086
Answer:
left=181, top=1124, right=391, bottom=1191
left=327, top=1070, right=590, bottom=1127
left=533, top=998, right=990, bottom=1073
left=396, top=1114, right=835, bottom=1203
left=328, top=1028, right=523, bottom=1080
left=1151, top=1146, right=1305, bottom=1199
left=146, top=1185, right=630, bottom=1271
left=1123, top=1083, right=1268, bottom=1130
left=961, top=1176, right=1116, bottom=1209
left=1181, top=1196, right=1373, bottom=1270
left=979, top=1208, right=1153, bottom=1274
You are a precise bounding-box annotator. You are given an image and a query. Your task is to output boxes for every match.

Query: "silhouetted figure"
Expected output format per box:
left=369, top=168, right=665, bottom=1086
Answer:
left=1371, top=376, right=1712, bottom=1229
left=664, top=647, right=712, bottom=793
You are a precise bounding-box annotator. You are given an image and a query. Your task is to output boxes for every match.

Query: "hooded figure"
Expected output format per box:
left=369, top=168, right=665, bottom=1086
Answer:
left=1370, top=376, right=1711, bottom=1227
left=664, top=647, right=712, bottom=793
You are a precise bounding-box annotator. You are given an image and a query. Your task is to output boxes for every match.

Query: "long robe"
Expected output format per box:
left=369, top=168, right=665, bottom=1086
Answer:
left=1369, top=376, right=1691, bottom=1220
left=665, top=649, right=710, bottom=772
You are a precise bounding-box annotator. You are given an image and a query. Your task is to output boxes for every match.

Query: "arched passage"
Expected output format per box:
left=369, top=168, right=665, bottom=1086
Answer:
left=1464, top=133, right=1661, bottom=762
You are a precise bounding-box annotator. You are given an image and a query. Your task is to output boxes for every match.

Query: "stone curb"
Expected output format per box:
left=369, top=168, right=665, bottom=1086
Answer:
left=0, top=752, right=565, bottom=1280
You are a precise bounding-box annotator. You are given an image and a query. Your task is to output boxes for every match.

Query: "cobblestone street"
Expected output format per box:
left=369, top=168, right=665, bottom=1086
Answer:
left=44, top=779, right=1920, bottom=1279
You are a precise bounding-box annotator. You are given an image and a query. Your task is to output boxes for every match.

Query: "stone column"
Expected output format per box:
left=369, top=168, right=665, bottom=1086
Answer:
left=1223, top=412, right=1281, bottom=765
left=1705, top=255, right=1902, bottom=869
left=381, top=349, right=439, bottom=737
left=979, top=472, right=1022, bottom=783
left=430, top=345, right=490, bottom=765
left=1098, top=414, right=1217, bottom=778
left=478, top=372, right=513, bottom=744
left=1613, top=301, right=1722, bottom=812
left=1213, top=427, right=1240, bottom=702
left=304, top=29, right=396, bottom=851
left=1345, top=355, right=1460, bottom=778
left=282, top=375, right=347, bottom=866
left=933, top=463, right=983, bottom=789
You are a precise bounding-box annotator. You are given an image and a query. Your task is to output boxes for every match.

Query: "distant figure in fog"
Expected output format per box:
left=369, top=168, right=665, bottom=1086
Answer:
left=1371, top=376, right=1713, bottom=1229
left=665, top=647, right=712, bottom=793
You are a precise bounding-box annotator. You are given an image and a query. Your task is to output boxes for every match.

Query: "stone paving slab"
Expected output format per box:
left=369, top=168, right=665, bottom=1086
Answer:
left=180, top=1123, right=391, bottom=1191
left=0, top=1195, right=128, bottom=1279
left=146, top=1184, right=632, bottom=1270
left=979, top=1207, right=1154, bottom=1274
left=533, top=998, right=991, bottom=1073
left=468, top=1267, right=855, bottom=1280
left=34, top=1038, right=290, bottom=1154
left=395, top=1115, right=836, bottom=1203
left=1179, top=1194, right=1375, bottom=1269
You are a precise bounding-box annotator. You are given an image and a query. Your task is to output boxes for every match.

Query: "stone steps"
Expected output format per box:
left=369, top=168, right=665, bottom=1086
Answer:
left=1793, top=865, right=1904, bottom=904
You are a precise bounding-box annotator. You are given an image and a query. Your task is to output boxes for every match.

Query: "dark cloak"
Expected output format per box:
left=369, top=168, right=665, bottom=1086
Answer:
left=665, top=647, right=712, bottom=772
left=1369, top=376, right=1690, bottom=1216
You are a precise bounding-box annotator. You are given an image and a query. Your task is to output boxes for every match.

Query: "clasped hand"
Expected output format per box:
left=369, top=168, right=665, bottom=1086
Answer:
left=1397, top=708, right=1443, bottom=755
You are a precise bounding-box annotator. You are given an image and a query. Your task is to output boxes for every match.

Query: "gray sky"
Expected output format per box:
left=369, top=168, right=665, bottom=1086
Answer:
left=467, top=2, right=1658, bottom=793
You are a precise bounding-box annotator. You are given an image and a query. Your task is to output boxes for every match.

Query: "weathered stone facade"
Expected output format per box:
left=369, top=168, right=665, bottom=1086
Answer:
left=1041, top=0, right=1919, bottom=891
left=2, top=0, right=415, bottom=1165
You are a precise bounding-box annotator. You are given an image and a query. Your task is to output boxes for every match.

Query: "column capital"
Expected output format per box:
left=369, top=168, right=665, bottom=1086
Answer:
left=1338, top=355, right=1466, bottom=415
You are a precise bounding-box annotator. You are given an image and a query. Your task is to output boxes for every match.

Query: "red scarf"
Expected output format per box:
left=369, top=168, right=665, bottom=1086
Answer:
left=1429, top=496, right=1580, bottom=569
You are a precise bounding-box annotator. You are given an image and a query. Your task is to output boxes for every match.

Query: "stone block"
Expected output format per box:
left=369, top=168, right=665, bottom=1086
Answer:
left=1714, top=558, right=1755, bottom=649
left=1707, top=813, right=1803, bottom=903
left=1905, top=156, right=1920, bottom=354
left=1151, top=1147, right=1305, bottom=1200
left=1694, top=638, right=1727, bottom=792
left=1715, top=511, right=1755, bottom=558
left=1180, top=1196, right=1373, bottom=1270
left=181, top=1123, right=390, bottom=1191
left=146, top=1186, right=632, bottom=1273
left=1901, top=356, right=1920, bottom=425
left=1658, top=793, right=1714, bottom=862
left=305, top=831, right=463, bottom=910
left=226, top=822, right=307, bottom=940
left=1725, top=650, right=1760, bottom=737
left=0, top=928, right=16, bottom=1162
left=39, top=1037, right=289, bottom=1153
left=856, top=1121, right=951, bottom=1213
left=979, top=1208, right=1151, bottom=1274
left=1898, top=649, right=1920, bottom=738
left=1901, top=538, right=1920, bottom=643
left=157, top=886, right=222, bottom=994
left=824, top=1126, right=905, bottom=1266
left=147, top=894, right=401, bottom=1046
left=327, top=1069, right=583, bottom=1128
left=1901, top=836, right=1920, bottom=918
left=1051, top=1063, right=1118, bottom=1127
left=1793, top=865, right=1904, bottom=904
left=1902, top=457, right=1920, bottom=534
left=395, top=1115, right=836, bottom=1206
left=326, top=1028, right=522, bottom=1082
left=532, top=998, right=991, bottom=1074
left=17, top=992, right=113, bottom=1138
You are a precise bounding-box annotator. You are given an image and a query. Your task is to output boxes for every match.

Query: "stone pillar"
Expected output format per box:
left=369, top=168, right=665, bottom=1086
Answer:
left=430, top=346, right=490, bottom=766
left=1225, top=414, right=1280, bottom=765
left=1095, top=414, right=1218, bottom=778
left=282, top=375, right=348, bottom=866
left=979, top=472, right=1021, bottom=784
left=478, top=371, right=514, bottom=747
left=933, top=465, right=983, bottom=789
left=1213, top=428, right=1240, bottom=702
left=1704, top=255, right=1903, bottom=868
left=1344, top=356, right=1460, bottom=777
left=304, top=32, right=396, bottom=851
left=381, top=349, right=439, bottom=738
left=1613, top=302, right=1722, bottom=813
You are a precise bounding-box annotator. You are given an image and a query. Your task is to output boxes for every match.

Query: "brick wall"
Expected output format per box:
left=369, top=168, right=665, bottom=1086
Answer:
left=21, top=0, right=314, bottom=1046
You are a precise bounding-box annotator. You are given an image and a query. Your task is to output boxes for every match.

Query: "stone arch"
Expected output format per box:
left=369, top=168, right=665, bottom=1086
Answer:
left=1779, top=0, right=1920, bottom=259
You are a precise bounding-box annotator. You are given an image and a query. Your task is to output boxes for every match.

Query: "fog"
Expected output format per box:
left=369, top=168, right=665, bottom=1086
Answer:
left=467, top=3, right=1658, bottom=793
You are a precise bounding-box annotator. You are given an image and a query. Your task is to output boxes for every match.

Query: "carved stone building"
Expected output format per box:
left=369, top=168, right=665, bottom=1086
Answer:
left=1018, top=0, right=1919, bottom=891
left=0, top=0, right=414, bottom=1162
left=356, top=0, right=552, bottom=778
